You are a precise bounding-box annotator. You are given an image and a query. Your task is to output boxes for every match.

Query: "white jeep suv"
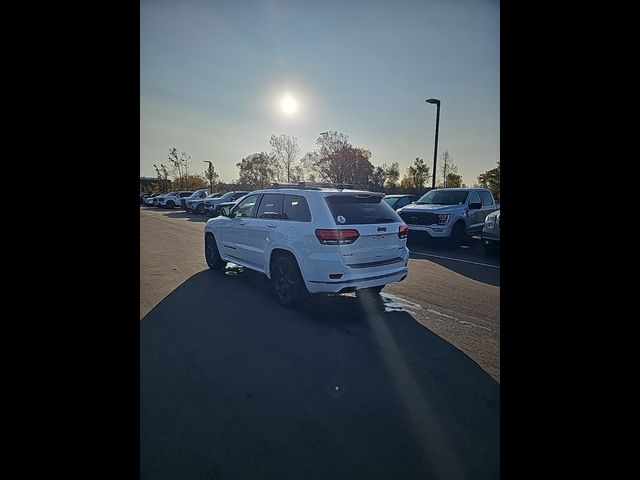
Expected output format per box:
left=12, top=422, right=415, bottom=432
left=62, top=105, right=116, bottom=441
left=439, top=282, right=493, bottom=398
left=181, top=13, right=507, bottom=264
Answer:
left=203, top=185, right=410, bottom=306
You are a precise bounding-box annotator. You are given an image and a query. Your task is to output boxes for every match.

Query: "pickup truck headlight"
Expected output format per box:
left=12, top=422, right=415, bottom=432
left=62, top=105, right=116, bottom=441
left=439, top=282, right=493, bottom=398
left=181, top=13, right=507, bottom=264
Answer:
left=437, top=214, right=450, bottom=225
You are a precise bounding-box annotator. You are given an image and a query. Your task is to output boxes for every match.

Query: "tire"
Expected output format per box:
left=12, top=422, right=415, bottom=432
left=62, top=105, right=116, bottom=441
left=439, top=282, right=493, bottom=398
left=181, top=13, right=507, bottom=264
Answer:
left=166, top=200, right=175, bottom=209
left=196, top=204, right=205, bottom=215
left=270, top=255, right=307, bottom=307
left=205, top=234, right=227, bottom=271
left=483, top=240, right=499, bottom=256
left=450, top=222, right=466, bottom=247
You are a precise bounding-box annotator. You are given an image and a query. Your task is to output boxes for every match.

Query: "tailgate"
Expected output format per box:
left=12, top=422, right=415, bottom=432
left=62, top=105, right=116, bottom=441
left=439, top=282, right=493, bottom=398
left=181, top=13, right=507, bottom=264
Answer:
left=323, top=193, right=406, bottom=267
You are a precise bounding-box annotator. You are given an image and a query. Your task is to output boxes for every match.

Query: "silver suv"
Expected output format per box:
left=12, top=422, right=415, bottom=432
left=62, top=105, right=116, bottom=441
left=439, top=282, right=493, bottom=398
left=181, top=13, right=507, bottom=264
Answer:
left=203, top=185, right=410, bottom=306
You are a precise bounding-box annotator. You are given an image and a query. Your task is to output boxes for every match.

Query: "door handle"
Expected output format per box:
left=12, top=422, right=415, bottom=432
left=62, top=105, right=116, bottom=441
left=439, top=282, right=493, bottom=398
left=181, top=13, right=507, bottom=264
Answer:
left=267, top=224, right=277, bottom=228
left=238, top=222, right=246, bottom=226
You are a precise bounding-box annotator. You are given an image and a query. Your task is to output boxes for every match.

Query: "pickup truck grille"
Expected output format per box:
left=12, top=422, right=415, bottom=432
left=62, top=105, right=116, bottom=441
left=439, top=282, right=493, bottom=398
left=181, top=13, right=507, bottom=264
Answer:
left=399, top=211, right=437, bottom=226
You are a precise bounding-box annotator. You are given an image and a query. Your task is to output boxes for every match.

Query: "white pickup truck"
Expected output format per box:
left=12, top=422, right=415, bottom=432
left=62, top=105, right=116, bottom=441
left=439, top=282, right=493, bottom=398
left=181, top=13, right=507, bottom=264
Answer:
left=397, top=188, right=499, bottom=246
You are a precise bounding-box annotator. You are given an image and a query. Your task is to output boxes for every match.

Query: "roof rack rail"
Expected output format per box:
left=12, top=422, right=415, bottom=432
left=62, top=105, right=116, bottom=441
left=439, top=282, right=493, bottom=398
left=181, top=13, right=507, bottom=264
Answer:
left=268, top=181, right=357, bottom=190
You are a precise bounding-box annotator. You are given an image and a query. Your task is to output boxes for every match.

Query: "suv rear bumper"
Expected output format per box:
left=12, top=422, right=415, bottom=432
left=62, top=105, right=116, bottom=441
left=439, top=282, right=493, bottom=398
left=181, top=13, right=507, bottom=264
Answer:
left=306, top=267, right=408, bottom=294
left=303, top=247, right=410, bottom=293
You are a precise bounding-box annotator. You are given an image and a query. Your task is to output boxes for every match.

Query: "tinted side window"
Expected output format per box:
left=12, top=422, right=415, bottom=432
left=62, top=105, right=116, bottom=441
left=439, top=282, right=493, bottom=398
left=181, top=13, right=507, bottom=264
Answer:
left=232, top=195, right=259, bottom=218
left=468, top=191, right=481, bottom=204
left=396, top=197, right=410, bottom=208
left=283, top=195, right=311, bottom=222
left=480, top=191, right=494, bottom=206
left=256, top=194, right=284, bottom=219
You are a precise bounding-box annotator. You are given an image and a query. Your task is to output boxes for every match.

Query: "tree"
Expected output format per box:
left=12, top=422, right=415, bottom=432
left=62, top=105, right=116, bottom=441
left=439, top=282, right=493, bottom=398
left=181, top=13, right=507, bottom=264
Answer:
left=369, top=165, right=388, bottom=191
left=306, top=131, right=374, bottom=187
left=181, top=151, right=191, bottom=186
left=236, top=152, right=278, bottom=189
left=399, top=175, right=414, bottom=191
left=168, top=148, right=182, bottom=189
left=385, top=162, right=400, bottom=189
left=270, top=134, right=300, bottom=183
left=180, top=174, right=209, bottom=190
left=204, top=162, right=220, bottom=194
left=402, top=157, right=430, bottom=190
left=445, top=172, right=464, bottom=188
left=439, top=151, right=459, bottom=188
left=290, top=164, right=305, bottom=183
left=153, top=163, right=170, bottom=193
left=477, top=162, right=500, bottom=201
left=167, top=147, right=193, bottom=190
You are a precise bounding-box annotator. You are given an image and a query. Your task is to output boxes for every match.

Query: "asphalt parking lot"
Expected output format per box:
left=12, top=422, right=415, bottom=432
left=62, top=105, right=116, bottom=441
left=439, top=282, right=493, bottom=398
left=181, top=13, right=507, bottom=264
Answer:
left=140, top=205, right=500, bottom=479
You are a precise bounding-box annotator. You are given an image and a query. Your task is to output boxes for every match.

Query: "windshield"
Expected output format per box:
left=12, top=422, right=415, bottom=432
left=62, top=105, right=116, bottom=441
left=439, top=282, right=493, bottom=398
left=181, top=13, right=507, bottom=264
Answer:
left=416, top=190, right=469, bottom=205
left=205, top=193, right=222, bottom=199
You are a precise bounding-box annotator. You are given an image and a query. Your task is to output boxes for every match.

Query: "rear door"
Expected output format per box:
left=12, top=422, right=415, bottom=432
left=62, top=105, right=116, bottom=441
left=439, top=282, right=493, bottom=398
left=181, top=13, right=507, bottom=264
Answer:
left=323, top=193, right=406, bottom=268
left=467, top=190, right=485, bottom=231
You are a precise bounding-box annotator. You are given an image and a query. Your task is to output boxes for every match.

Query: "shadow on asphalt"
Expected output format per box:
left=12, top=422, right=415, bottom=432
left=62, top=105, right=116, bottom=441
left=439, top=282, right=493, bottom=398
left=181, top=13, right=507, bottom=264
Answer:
left=408, top=235, right=500, bottom=287
left=164, top=211, right=210, bottom=222
left=141, top=268, right=500, bottom=479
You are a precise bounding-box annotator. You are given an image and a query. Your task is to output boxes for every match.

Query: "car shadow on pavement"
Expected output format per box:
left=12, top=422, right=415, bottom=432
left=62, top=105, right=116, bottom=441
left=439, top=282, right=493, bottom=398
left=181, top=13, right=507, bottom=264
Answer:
left=164, top=211, right=210, bottom=222
left=140, top=269, right=500, bottom=480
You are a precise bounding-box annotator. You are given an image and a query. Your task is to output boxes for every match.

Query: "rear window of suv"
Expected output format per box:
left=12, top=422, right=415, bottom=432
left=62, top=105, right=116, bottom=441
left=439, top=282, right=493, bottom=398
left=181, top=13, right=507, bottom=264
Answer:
left=324, top=195, right=401, bottom=225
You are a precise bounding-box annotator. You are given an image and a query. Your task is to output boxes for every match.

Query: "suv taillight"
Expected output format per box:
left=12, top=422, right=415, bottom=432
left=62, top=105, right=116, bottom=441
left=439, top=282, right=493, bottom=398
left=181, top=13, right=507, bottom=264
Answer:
left=315, top=229, right=360, bottom=245
left=398, top=225, right=409, bottom=239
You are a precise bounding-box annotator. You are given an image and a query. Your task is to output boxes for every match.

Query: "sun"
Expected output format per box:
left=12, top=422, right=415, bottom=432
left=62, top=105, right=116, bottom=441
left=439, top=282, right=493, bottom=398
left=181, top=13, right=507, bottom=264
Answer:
left=280, top=94, right=298, bottom=114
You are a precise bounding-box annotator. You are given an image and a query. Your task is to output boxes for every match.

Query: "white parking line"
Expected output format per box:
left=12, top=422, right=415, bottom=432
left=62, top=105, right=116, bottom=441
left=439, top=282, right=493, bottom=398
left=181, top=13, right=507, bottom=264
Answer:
left=410, top=251, right=500, bottom=269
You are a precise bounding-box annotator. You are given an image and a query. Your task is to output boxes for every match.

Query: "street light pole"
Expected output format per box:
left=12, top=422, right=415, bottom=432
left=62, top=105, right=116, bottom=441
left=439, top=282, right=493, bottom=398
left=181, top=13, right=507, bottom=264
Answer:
left=203, top=161, right=213, bottom=194
left=426, top=98, right=441, bottom=189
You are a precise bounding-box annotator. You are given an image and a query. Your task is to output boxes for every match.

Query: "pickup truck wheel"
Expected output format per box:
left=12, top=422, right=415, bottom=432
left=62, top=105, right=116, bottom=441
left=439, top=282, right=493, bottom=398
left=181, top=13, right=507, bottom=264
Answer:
left=205, top=234, right=227, bottom=272
left=271, top=256, right=306, bottom=307
left=196, top=204, right=205, bottom=215
left=450, top=222, right=466, bottom=247
left=166, top=200, right=175, bottom=209
left=483, top=240, right=499, bottom=256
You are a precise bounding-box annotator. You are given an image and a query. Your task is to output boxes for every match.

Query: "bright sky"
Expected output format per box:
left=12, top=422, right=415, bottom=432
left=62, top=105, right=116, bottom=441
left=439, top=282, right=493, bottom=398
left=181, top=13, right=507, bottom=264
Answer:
left=140, top=0, right=499, bottom=185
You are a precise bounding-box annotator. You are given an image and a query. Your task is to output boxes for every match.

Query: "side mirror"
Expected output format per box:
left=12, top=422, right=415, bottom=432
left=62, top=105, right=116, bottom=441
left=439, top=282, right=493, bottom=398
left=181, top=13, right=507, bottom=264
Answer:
left=469, top=201, right=482, bottom=210
left=221, top=206, right=233, bottom=217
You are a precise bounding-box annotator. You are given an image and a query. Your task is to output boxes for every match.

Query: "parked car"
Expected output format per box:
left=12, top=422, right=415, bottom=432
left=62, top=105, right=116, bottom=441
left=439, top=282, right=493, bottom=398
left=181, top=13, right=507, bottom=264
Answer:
left=481, top=210, right=500, bottom=255
left=142, top=193, right=162, bottom=205
left=397, top=188, right=498, bottom=246
left=211, top=199, right=243, bottom=217
left=186, top=192, right=223, bottom=215
left=151, top=192, right=178, bottom=207
left=383, top=194, right=420, bottom=211
left=158, top=191, right=194, bottom=209
left=203, top=191, right=250, bottom=216
left=203, top=185, right=410, bottom=307
left=179, top=189, right=209, bottom=209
